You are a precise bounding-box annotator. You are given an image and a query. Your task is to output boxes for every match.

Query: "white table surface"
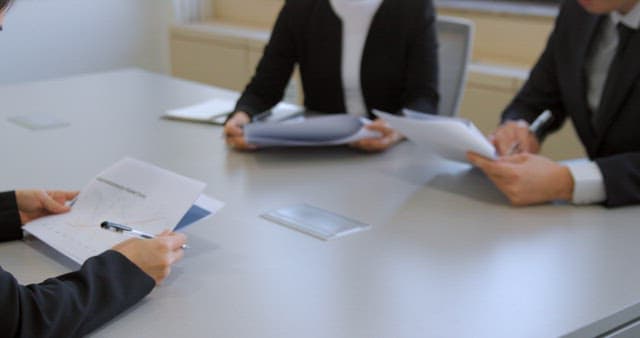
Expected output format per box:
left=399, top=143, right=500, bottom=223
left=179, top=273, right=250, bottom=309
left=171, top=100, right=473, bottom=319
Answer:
left=1, top=69, right=639, bottom=338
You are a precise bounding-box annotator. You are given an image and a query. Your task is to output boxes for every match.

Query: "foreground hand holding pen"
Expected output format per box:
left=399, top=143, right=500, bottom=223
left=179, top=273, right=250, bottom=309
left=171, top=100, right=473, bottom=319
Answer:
left=102, top=221, right=190, bottom=249
left=109, top=225, right=188, bottom=285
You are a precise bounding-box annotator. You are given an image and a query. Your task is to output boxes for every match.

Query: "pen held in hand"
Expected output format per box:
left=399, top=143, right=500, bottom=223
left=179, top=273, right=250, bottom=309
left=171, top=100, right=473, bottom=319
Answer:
left=100, top=221, right=189, bottom=249
left=506, top=111, right=553, bottom=156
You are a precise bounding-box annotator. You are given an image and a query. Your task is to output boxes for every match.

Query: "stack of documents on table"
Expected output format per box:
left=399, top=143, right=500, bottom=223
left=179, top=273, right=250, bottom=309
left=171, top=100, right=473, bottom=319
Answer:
left=24, top=158, right=224, bottom=264
left=164, top=97, right=303, bottom=125
left=373, top=109, right=496, bottom=163
left=244, top=114, right=380, bottom=147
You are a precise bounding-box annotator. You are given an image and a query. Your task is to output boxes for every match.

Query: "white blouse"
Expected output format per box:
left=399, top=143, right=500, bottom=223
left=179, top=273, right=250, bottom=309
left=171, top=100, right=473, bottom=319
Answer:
left=329, top=0, right=383, bottom=116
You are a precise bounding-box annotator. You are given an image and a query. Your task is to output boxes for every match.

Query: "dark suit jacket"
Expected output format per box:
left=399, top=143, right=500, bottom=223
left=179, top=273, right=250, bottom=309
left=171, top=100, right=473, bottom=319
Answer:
left=0, top=191, right=155, bottom=337
left=502, top=0, right=640, bottom=207
left=235, top=0, right=439, bottom=119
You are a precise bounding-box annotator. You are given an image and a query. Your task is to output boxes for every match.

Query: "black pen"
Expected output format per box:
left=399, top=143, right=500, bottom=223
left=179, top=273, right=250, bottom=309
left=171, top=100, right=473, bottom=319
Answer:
left=100, top=221, right=189, bottom=249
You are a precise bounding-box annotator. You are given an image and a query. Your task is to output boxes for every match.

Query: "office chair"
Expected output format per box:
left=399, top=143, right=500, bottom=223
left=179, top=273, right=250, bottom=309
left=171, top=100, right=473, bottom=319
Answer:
left=435, top=15, right=474, bottom=117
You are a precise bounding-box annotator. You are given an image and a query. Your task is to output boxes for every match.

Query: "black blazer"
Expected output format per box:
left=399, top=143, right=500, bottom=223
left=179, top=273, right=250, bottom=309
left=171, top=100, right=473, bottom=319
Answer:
left=0, top=191, right=155, bottom=337
left=235, top=0, right=439, bottom=119
left=502, top=0, right=640, bottom=207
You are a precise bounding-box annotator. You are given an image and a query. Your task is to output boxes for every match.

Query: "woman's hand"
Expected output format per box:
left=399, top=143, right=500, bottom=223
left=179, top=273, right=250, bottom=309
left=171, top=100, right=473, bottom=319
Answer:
left=223, top=111, right=257, bottom=150
left=350, top=119, right=404, bottom=152
left=15, top=190, right=79, bottom=224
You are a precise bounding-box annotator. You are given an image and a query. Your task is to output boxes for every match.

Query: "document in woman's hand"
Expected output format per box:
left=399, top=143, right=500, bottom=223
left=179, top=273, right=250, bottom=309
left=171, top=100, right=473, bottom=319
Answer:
left=244, top=114, right=380, bottom=147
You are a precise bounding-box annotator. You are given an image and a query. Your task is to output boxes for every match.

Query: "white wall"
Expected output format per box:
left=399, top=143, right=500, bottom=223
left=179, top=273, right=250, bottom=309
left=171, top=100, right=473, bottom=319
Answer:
left=0, top=0, right=175, bottom=84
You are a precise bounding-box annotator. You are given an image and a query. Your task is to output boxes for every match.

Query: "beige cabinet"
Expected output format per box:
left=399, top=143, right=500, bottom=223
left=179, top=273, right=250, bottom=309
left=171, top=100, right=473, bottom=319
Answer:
left=170, top=23, right=270, bottom=91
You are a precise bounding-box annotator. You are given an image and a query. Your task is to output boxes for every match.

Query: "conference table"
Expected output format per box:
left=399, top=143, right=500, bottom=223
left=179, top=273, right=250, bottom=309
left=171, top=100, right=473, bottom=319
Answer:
left=1, top=69, right=639, bottom=338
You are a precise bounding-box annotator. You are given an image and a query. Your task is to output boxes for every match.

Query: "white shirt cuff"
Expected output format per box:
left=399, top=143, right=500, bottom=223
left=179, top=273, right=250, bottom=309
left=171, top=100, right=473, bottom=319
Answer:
left=563, top=159, right=607, bottom=205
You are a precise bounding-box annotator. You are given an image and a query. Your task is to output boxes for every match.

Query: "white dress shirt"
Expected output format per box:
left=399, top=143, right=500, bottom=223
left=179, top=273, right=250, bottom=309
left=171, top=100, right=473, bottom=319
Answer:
left=329, top=0, right=383, bottom=117
left=566, top=2, right=640, bottom=205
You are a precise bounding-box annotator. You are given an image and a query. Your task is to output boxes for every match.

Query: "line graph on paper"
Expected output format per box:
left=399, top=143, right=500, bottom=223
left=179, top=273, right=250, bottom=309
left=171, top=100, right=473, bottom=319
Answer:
left=23, top=158, right=206, bottom=264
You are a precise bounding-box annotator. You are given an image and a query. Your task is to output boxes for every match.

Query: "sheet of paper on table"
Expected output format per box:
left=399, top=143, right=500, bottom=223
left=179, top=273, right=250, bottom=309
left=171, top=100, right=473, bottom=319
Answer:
left=24, top=157, right=208, bottom=264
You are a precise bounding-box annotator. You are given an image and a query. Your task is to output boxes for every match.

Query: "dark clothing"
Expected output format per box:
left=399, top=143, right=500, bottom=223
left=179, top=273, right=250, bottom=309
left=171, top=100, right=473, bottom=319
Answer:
left=235, top=0, right=439, bottom=119
left=0, top=191, right=155, bottom=337
left=502, top=0, right=640, bottom=207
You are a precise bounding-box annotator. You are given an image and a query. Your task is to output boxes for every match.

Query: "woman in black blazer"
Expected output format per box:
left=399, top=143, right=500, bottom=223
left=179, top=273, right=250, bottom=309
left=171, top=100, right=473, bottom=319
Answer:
left=224, top=0, right=439, bottom=152
left=0, top=3, right=187, bottom=336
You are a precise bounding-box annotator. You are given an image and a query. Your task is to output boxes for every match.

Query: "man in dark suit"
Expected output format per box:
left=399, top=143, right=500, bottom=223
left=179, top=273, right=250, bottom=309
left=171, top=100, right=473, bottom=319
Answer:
left=468, top=0, right=640, bottom=207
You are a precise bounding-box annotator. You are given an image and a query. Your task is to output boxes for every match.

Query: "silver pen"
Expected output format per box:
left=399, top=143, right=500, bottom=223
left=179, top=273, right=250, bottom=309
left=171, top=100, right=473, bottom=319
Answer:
left=506, top=110, right=553, bottom=155
left=100, top=221, right=189, bottom=249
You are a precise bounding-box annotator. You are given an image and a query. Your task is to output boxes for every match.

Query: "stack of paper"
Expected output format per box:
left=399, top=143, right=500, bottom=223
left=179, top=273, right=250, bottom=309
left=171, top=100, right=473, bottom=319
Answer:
left=244, top=114, right=380, bottom=147
left=24, top=158, right=223, bottom=264
left=164, top=98, right=303, bottom=125
left=373, top=109, right=496, bottom=162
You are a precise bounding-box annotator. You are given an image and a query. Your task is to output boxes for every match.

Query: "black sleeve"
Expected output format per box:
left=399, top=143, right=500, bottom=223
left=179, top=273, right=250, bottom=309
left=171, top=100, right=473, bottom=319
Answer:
left=235, top=1, right=297, bottom=119
left=0, top=250, right=155, bottom=338
left=500, top=6, right=568, bottom=141
left=403, top=0, right=439, bottom=115
left=596, top=153, right=640, bottom=207
left=0, top=191, right=24, bottom=242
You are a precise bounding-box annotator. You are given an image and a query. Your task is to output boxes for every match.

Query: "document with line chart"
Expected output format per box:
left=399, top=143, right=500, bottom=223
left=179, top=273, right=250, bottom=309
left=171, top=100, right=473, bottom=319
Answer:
left=23, top=157, right=206, bottom=264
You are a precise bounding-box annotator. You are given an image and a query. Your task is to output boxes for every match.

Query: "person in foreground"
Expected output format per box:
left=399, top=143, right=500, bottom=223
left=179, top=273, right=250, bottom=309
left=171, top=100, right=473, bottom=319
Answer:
left=0, top=190, right=187, bottom=337
left=0, top=190, right=186, bottom=337
left=224, top=0, right=439, bottom=152
left=467, top=0, right=640, bottom=207
left=1, top=4, right=186, bottom=336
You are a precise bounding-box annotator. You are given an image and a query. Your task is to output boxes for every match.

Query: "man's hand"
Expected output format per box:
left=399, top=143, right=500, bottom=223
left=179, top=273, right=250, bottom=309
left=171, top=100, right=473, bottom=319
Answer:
left=467, top=152, right=574, bottom=206
left=223, top=111, right=257, bottom=150
left=15, top=190, right=79, bottom=224
left=350, top=118, right=403, bottom=152
left=112, top=231, right=187, bottom=285
left=490, top=120, right=541, bottom=156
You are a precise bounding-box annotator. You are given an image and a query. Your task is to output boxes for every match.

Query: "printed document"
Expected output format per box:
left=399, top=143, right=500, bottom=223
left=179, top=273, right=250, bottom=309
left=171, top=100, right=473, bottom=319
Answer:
left=373, top=110, right=496, bottom=163
left=24, top=158, right=206, bottom=264
left=244, top=114, right=380, bottom=146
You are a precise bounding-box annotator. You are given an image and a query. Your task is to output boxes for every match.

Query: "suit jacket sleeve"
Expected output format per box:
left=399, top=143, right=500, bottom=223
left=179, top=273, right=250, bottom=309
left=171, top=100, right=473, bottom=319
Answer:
left=0, top=250, right=155, bottom=338
left=596, top=154, right=640, bottom=207
left=235, top=1, right=297, bottom=118
left=0, top=191, right=24, bottom=242
left=500, top=6, right=568, bottom=141
left=403, top=0, right=439, bottom=115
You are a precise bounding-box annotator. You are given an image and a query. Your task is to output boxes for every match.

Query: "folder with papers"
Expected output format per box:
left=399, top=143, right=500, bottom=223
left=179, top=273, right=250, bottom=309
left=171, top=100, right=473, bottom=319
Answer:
left=23, top=158, right=223, bottom=264
left=244, top=114, right=380, bottom=147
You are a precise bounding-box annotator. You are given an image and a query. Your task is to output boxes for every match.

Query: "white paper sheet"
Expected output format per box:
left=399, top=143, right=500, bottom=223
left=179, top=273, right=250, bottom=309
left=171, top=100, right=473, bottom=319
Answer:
left=164, top=97, right=237, bottom=123
left=373, top=109, right=496, bottom=162
left=164, top=98, right=303, bottom=125
left=23, top=158, right=206, bottom=264
left=244, top=115, right=380, bottom=146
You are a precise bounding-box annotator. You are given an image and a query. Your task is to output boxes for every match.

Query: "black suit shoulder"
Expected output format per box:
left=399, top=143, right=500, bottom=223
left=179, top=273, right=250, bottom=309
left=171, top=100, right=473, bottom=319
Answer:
left=0, top=250, right=154, bottom=338
left=0, top=191, right=24, bottom=242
